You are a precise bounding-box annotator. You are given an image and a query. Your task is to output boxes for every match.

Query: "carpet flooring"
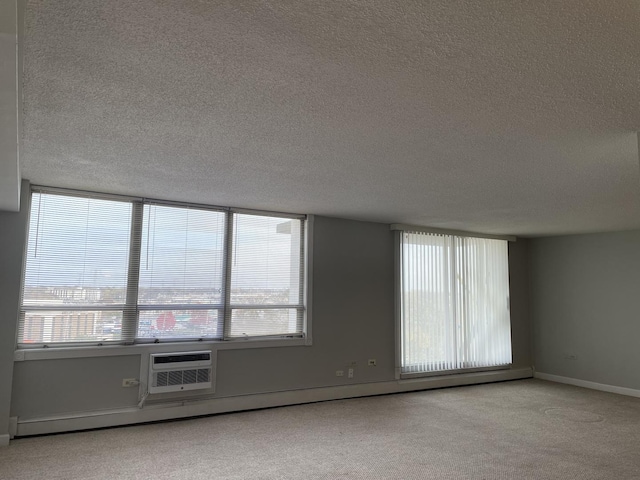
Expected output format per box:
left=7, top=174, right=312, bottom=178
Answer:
left=1, top=379, right=639, bottom=479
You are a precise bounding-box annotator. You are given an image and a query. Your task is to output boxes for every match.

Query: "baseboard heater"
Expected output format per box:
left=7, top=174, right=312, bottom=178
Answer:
left=149, top=351, right=213, bottom=394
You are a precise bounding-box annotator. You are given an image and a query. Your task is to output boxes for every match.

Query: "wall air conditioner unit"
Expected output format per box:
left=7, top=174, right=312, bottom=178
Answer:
left=148, top=351, right=214, bottom=394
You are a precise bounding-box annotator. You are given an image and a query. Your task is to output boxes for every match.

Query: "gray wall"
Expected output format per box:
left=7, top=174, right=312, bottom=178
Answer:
left=216, top=216, right=397, bottom=397
left=4, top=202, right=532, bottom=423
left=0, top=182, right=29, bottom=436
left=530, top=230, right=640, bottom=389
left=508, top=239, right=532, bottom=369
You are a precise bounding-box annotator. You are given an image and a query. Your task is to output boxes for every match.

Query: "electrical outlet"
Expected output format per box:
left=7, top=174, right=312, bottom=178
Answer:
left=368, top=359, right=377, bottom=366
left=336, top=370, right=344, bottom=377
left=122, top=378, right=139, bottom=387
left=348, top=368, right=354, bottom=379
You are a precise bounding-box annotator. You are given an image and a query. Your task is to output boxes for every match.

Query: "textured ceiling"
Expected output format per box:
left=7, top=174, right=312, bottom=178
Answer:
left=21, top=0, right=640, bottom=236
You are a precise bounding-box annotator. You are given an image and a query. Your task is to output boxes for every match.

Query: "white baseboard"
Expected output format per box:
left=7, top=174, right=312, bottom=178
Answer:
left=0, top=434, right=10, bottom=447
left=14, top=367, right=532, bottom=438
left=534, top=372, right=640, bottom=398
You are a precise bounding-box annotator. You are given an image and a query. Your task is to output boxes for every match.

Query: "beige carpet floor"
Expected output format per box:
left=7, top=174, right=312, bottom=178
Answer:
left=1, top=379, right=639, bottom=479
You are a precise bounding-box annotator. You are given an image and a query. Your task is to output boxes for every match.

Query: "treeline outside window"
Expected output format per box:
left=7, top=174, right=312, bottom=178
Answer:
left=398, top=230, right=512, bottom=376
left=19, top=188, right=306, bottom=346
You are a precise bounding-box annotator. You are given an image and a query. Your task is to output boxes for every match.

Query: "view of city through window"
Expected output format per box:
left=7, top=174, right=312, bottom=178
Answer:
left=20, top=192, right=304, bottom=344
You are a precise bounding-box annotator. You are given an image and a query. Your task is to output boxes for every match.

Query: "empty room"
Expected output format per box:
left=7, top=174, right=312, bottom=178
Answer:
left=1, top=1, right=639, bottom=479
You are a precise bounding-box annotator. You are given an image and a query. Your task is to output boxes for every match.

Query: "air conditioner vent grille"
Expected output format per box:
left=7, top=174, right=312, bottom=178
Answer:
left=152, top=368, right=211, bottom=389
left=183, top=369, right=197, bottom=385
left=148, top=351, right=214, bottom=394
left=197, top=369, right=210, bottom=383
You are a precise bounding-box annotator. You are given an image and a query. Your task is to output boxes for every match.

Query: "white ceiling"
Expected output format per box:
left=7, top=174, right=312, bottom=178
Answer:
left=20, top=0, right=640, bottom=236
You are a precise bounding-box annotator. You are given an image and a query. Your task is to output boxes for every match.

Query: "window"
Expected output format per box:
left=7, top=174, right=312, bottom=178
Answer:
left=395, top=226, right=512, bottom=376
left=20, top=193, right=132, bottom=344
left=138, top=204, right=226, bottom=340
left=19, top=188, right=307, bottom=346
left=229, top=214, right=304, bottom=338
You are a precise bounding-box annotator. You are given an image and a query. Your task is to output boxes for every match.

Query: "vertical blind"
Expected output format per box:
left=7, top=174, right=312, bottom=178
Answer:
left=18, top=188, right=306, bottom=345
left=400, top=231, right=512, bottom=374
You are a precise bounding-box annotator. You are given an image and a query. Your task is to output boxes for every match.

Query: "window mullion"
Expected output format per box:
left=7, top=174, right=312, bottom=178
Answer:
left=297, top=220, right=306, bottom=331
left=123, top=201, right=143, bottom=344
left=222, top=211, right=234, bottom=340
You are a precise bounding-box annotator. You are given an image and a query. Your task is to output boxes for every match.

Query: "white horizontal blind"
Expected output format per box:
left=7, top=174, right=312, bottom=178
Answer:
left=400, top=231, right=511, bottom=374
left=19, top=188, right=307, bottom=346
left=20, top=192, right=132, bottom=344
left=228, top=213, right=304, bottom=338
left=137, top=204, right=226, bottom=339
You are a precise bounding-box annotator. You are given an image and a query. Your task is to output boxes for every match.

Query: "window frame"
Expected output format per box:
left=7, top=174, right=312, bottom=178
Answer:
left=392, top=224, right=515, bottom=380
left=134, top=201, right=228, bottom=343
left=18, top=186, right=311, bottom=349
left=224, top=209, right=306, bottom=340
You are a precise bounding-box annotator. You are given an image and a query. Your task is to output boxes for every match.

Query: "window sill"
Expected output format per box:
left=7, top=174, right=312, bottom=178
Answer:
left=14, top=336, right=311, bottom=362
